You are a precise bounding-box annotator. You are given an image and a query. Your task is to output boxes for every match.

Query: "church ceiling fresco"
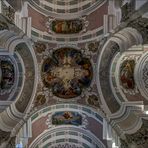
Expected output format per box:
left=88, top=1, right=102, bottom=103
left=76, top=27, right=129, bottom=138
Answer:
left=51, top=19, right=83, bottom=34
left=27, top=2, right=108, bottom=43
left=32, top=40, right=105, bottom=110
left=28, top=104, right=107, bottom=148
left=1, top=1, right=148, bottom=148
left=45, top=17, right=88, bottom=35
left=52, top=111, right=82, bottom=126
left=0, top=57, right=15, bottom=95
left=41, top=47, right=93, bottom=99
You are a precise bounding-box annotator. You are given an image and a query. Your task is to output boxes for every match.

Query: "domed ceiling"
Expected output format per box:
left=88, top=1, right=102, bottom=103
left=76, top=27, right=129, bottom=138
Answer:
left=1, top=0, right=148, bottom=148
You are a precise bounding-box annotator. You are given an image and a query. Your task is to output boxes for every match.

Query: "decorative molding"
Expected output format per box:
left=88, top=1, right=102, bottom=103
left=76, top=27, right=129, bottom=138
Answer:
left=28, top=0, right=107, bottom=19
left=97, top=27, right=143, bottom=115
left=128, top=17, right=148, bottom=43
left=135, top=51, right=148, bottom=100
left=108, top=102, right=144, bottom=135
left=125, top=119, right=148, bottom=147
left=29, top=127, right=106, bottom=148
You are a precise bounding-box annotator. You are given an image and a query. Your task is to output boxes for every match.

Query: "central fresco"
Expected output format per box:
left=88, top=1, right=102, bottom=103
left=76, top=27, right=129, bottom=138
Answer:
left=42, top=48, right=93, bottom=99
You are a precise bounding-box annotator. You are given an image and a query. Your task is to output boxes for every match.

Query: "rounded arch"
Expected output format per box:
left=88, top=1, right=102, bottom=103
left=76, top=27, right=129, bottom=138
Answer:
left=134, top=49, right=148, bottom=100
left=0, top=30, right=38, bottom=132
left=29, top=127, right=106, bottom=148
left=16, top=104, right=109, bottom=148
left=96, top=27, right=143, bottom=115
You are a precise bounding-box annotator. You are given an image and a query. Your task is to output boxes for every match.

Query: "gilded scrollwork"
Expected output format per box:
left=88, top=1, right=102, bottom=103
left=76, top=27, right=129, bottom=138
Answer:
left=86, top=94, right=101, bottom=108
left=34, top=42, right=46, bottom=54
left=2, top=1, right=15, bottom=22
left=87, top=41, right=100, bottom=53
left=34, top=94, right=46, bottom=107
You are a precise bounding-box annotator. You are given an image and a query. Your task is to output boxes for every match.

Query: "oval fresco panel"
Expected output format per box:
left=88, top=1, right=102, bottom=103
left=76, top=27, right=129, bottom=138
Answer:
left=42, top=48, right=93, bottom=99
left=120, top=60, right=135, bottom=89
left=52, top=111, right=82, bottom=126
left=51, top=19, right=83, bottom=34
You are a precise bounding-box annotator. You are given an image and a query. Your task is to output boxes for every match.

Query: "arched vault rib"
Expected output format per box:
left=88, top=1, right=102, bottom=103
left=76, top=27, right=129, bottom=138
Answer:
left=97, top=27, right=143, bottom=115
left=0, top=30, right=38, bottom=132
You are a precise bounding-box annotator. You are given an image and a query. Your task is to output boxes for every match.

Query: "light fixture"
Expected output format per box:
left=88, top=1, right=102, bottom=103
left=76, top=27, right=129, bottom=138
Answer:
left=16, top=141, right=23, bottom=148
left=112, top=142, right=116, bottom=148
left=112, top=142, right=119, bottom=148
left=145, top=111, right=148, bottom=115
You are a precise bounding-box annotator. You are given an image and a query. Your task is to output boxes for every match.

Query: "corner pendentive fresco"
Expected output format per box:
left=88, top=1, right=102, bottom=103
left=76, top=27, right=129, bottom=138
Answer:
left=51, top=19, right=83, bottom=34
left=120, top=60, right=135, bottom=89
left=42, top=48, right=93, bottom=99
left=52, top=111, right=82, bottom=126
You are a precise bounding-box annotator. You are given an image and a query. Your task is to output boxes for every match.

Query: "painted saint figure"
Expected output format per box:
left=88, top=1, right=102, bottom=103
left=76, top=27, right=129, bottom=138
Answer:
left=120, top=60, right=135, bottom=89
